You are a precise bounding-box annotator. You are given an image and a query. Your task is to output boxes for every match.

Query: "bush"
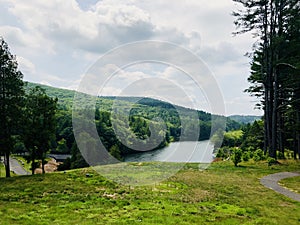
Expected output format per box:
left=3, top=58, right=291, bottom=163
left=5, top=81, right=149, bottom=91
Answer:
left=216, top=147, right=230, bottom=159
left=242, top=151, right=250, bottom=162
left=231, top=148, right=242, bottom=167
left=253, top=149, right=266, bottom=161
left=277, top=151, right=285, bottom=160
left=267, top=157, right=278, bottom=166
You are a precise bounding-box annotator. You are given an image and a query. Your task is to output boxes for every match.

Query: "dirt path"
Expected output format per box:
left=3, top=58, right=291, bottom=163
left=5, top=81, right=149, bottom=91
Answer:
left=260, top=172, right=300, bottom=202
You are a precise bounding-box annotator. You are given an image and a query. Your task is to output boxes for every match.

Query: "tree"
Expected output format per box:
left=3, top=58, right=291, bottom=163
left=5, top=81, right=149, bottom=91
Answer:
left=23, top=86, right=57, bottom=174
left=233, top=0, right=300, bottom=159
left=0, top=37, right=24, bottom=177
left=232, top=148, right=243, bottom=167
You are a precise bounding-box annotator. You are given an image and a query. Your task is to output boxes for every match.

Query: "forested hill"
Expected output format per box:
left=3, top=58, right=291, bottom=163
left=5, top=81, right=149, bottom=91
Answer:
left=25, top=82, right=240, bottom=130
left=22, top=82, right=241, bottom=166
left=229, top=115, right=261, bottom=124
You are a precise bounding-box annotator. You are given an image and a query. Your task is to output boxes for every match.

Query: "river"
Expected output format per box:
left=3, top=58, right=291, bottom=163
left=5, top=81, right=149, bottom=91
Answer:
left=124, top=140, right=214, bottom=163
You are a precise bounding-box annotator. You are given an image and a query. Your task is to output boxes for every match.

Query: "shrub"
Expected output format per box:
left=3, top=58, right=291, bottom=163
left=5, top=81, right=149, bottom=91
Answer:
left=267, top=157, right=278, bottom=166
left=231, top=148, right=242, bottom=167
left=277, top=151, right=285, bottom=160
left=242, top=151, right=250, bottom=162
left=216, top=147, right=230, bottom=159
left=253, top=149, right=265, bottom=161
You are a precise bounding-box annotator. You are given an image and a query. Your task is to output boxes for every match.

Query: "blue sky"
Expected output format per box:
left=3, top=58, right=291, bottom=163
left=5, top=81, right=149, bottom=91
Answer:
left=0, top=0, right=262, bottom=116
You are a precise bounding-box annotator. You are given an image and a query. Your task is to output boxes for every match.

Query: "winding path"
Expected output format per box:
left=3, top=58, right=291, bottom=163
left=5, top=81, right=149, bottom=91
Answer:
left=260, top=172, right=300, bottom=202
left=9, top=157, right=30, bottom=176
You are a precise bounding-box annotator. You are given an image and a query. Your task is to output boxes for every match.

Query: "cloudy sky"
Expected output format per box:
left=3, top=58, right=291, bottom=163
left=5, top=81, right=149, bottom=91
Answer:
left=0, top=0, right=262, bottom=116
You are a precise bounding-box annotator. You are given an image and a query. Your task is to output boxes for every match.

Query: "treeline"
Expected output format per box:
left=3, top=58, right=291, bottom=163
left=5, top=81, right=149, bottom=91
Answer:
left=0, top=37, right=58, bottom=177
left=233, top=0, right=300, bottom=159
left=213, top=119, right=298, bottom=167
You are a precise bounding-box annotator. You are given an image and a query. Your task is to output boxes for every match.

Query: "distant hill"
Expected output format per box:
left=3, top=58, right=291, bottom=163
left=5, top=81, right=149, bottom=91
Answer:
left=229, top=115, right=262, bottom=124
left=25, top=82, right=241, bottom=132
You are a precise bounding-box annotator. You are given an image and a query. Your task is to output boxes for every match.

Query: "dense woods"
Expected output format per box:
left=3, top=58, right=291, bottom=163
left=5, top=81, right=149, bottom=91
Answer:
left=233, top=0, right=300, bottom=160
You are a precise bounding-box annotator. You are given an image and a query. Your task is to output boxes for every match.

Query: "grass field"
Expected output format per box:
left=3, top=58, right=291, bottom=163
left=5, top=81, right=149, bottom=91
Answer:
left=0, top=162, right=5, bottom=178
left=280, top=176, right=300, bottom=194
left=0, top=160, right=299, bottom=225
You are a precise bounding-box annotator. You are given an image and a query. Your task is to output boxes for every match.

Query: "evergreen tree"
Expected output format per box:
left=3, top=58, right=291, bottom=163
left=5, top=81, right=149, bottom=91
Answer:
left=233, top=0, right=300, bottom=159
left=0, top=37, right=24, bottom=177
left=23, top=86, right=57, bottom=174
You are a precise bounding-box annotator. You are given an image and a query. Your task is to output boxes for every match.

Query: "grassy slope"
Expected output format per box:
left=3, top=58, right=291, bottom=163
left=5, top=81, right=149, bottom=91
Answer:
left=0, top=160, right=299, bottom=225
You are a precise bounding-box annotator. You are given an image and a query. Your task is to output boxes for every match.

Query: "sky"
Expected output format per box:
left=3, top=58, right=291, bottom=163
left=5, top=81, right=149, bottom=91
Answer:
left=0, top=0, right=263, bottom=116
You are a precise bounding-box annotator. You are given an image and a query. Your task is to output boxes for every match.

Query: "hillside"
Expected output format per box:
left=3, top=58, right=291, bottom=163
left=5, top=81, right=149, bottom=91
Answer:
left=25, top=82, right=240, bottom=130
left=22, top=82, right=241, bottom=164
left=229, top=115, right=262, bottom=124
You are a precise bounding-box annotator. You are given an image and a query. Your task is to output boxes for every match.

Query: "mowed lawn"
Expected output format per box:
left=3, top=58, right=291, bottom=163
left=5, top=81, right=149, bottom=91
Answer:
left=0, top=160, right=299, bottom=225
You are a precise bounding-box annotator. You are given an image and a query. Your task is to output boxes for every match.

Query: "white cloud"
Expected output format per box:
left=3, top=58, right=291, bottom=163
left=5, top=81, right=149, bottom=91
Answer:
left=16, top=56, right=36, bottom=75
left=0, top=0, right=260, bottom=115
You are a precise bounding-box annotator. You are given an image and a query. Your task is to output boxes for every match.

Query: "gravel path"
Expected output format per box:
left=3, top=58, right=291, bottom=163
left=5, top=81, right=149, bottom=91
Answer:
left=9, top=157, right=30, bottom=176
left=261, top=172, right=300, bottom=202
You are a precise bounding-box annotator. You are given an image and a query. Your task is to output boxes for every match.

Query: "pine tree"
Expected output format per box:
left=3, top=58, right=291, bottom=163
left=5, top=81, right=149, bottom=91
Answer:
left=233, top=0, right=300, bottom=159
left=23, top=86, right=57, bottom=174
left=0, top=37, right=24, bottom=177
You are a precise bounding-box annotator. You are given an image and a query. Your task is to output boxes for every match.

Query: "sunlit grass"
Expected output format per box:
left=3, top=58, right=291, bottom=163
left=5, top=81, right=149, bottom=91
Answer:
left=280, top=175, right=300, bottom=194
left=0, top=160, right=299, bottom=224
left=0, top=162, right=5, bottom=178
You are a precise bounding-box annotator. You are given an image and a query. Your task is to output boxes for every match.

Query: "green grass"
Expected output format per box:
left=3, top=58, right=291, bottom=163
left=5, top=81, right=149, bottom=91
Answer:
left=0, top=162, right=5, bottom=178
left=280, top=175, right=300, bottom=194
left=0, top=160, right=299, bottom=225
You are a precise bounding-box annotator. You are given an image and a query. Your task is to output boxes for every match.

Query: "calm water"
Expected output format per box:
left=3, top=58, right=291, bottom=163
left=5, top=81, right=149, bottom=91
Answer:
left=124, top=140, right=214, bottom=163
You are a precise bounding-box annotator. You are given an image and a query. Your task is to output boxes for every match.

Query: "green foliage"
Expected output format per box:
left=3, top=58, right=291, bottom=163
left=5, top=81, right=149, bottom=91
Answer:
left=216, top=147, right=230, bottom=159
left=23, top=86, right=57, bottom=174
left=69, top=142, right=89, bottom=169
left=231, top=148, right=242, bottom=167
left=240, top=120, right=264, bottom=151
left=109, top=145, right=122, bottom=161
left=222, top=130, right=243, bottom=148
left=0, top=37, right=25, bottom=177
left=242, top=151, right=250, bottom=162
left=56, top=138, right=69, bottom=153
left=267, top=157, right=278, bottom=167
left=277, top=151, right=285, bottom=160
left=229, top=115, right=261, bottom=124
left=233, top=0, right=300, bottom=159
left=253, top=149, right=266, bottom=162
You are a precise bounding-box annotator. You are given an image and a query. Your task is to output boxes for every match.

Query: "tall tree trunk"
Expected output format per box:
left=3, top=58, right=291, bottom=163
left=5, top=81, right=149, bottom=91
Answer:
left=295, top=111, right=300, bottom=159
left=42, top=157, right=45, bottom=174
left=31, top=149, right=35, bottom=175
left=4, top=151, right=10, bottom=177
left=294, top=130, right=298, bottom=160
left=271, top=68, right=278, bottom=159
left=278, top=111, right=284, bottom=156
